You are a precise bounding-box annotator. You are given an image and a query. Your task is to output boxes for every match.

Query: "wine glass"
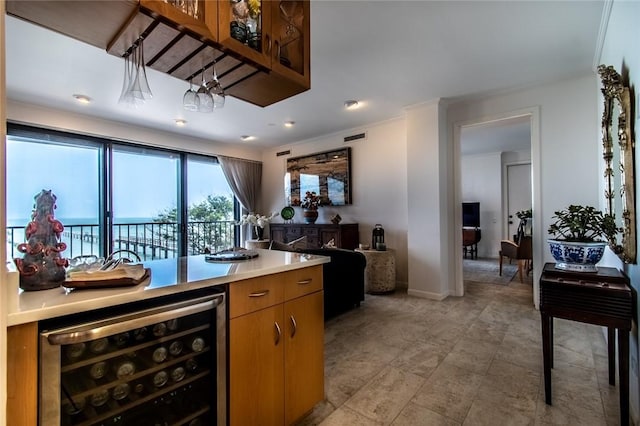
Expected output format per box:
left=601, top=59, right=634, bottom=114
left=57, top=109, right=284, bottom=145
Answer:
left=196, top=68, right=213, bottom=113
left=208, top=62, right=226, bottom=109
left=129, top=39, right=153, bottom=101
left=183, top=78, right=200, bottom=111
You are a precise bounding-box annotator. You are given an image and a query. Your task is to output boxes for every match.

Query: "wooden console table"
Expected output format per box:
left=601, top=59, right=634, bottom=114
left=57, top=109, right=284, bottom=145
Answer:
left=270, top=223, right=359, bottom=249
left=539, top=263, right=634, bottom=425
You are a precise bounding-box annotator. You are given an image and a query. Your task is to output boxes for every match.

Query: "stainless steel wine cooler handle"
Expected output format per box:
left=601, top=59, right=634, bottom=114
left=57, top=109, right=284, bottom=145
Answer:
left=45, top=293, right=224, bottom=346
left=290, top=315, right=297, bottom=338
left=274, top=321, right=281, bottom=345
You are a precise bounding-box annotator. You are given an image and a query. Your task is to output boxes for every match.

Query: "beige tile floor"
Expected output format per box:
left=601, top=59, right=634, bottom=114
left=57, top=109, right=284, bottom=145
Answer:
left=299, top=265, right=626, bottom=426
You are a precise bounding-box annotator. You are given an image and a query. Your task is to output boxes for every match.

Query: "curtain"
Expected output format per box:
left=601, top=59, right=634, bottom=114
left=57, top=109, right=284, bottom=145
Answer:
left=218, top=156, right=262, bottom=240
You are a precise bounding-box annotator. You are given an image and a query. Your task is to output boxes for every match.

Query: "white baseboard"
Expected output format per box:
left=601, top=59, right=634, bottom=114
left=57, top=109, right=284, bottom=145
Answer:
left=407, top=288, right=448, bottom=301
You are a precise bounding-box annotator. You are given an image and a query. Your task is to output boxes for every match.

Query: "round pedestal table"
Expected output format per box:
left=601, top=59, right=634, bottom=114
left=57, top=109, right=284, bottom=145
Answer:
left=355, top=248, right=396, bottom=294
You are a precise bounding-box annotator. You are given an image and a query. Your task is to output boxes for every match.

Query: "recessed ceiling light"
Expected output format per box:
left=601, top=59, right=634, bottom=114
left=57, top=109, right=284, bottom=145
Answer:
left=175, top=119, right=187, bottom=127
left=284, top=121, right=295, bottom=128
left=241, top=135, right=255, bottom=141
left=344, top=100, right=359, bottom=110
left=73, top=94, right=92, bottom=104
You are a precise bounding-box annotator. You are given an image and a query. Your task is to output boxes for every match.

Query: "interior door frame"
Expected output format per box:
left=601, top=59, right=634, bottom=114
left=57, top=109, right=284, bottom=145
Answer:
left=503, top=161, right=532, bottom=239
left=453, top=107, right=541, bottom=308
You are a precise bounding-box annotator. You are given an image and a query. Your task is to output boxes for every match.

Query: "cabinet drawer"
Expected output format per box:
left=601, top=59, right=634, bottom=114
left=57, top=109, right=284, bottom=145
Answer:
left=229, top=275, right=284, bottom=319
left=283, top=266, right=323, bottom=301
left=285, top=229, right=301, bottom=240
left=302, top=228, right=319, bottom=237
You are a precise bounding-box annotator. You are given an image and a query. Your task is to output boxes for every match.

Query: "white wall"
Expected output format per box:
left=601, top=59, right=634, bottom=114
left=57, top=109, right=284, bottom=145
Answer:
left=461, top=152, right=502, bottom=258
left=448, top=73, right=599, bottom=306
left=262, top=118, right=409, bottom=288
left=598, top=0, right=640, bottom=421
left=406, top=100, right=452, bottom=299
left=0, top=5, right=7, bottom=426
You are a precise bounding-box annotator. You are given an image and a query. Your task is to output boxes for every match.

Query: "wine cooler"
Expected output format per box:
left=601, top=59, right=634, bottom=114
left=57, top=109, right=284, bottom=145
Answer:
left=39, top=289, right=226, bottom=426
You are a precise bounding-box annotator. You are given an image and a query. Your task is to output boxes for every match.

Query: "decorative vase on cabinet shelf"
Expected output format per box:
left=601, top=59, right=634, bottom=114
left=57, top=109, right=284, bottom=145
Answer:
left=303, top=209, right=318, bottom=224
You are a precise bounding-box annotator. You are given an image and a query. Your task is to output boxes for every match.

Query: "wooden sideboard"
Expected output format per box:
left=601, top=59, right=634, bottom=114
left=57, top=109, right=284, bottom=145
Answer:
left=270, top=223, right=359, bottom=249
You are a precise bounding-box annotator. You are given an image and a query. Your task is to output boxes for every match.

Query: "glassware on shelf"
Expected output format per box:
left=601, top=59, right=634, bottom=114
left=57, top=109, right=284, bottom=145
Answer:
left=183, top=78, right=200, bottom=112
left=230, top=0, right=262, bottom=51
left=196, top=68, right=214, bottom=113
left=118, top=38, right=153, bottom=108
left=208, top=62, right=226, bottom=109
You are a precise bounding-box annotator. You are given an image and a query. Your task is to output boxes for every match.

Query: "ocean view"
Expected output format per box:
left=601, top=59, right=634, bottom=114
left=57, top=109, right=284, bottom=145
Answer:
left=7, top=217, right=177, bottom=261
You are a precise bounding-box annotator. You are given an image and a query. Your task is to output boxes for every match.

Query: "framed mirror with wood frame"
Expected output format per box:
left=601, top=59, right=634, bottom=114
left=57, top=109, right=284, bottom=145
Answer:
left=598, top=64, right=636, bottom=263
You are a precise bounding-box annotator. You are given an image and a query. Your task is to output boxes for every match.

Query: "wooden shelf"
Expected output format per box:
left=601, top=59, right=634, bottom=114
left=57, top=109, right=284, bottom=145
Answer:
left=7, top=0, right=311, bottom=107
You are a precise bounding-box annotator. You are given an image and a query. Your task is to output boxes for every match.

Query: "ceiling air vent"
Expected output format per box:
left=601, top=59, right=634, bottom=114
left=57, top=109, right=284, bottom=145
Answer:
left=276, top=150, right=291, bottom=157
left=344, top=132, right=367, bottom=143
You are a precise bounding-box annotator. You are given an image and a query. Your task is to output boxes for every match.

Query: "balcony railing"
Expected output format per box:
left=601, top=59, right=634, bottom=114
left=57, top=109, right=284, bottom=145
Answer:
left=7, top=220, right=237, bottom=262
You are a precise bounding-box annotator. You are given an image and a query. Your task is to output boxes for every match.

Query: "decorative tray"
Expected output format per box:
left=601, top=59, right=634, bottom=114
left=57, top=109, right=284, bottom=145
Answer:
left=205, top=249, right=259, bottom=262
left=63, top=268, right=151, bottom=289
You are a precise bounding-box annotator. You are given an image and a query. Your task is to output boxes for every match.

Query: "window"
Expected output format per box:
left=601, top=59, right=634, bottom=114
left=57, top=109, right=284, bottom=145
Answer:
left=186, top=155, right=236, bottom=254
left=6, top=124, right=239, bottom=262
left=111, top=145, right=180, bottom=260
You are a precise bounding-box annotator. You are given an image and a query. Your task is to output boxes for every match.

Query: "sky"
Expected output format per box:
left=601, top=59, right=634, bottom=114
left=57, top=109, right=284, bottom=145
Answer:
left=6, top=137, right=233, bottom=226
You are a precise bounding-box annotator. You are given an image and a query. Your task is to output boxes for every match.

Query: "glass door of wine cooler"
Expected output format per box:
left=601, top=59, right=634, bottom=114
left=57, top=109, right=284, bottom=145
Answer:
left=39, top=291, right=226, bottom=426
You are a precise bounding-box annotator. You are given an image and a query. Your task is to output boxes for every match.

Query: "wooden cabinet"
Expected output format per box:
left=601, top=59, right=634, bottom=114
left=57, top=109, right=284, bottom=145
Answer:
left=7, top=0, right=310, bottom=107
left=6, top=322, right=38, bottom=426
left=270, top=223, right=359, bottom=249
left=229, top=266, right=324, bottom=425
left=223, top=0, right=310, bottom=106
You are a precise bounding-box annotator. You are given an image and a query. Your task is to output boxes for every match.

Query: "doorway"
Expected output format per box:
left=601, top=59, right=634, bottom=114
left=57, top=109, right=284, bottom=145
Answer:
left=506, top=162, right=532, bottom=239
left=457, top=113, right=536, bottom=295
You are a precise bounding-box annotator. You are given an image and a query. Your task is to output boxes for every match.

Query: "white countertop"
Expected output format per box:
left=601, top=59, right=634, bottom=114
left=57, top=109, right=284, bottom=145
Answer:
left=6, top=249, right=329, bottom=326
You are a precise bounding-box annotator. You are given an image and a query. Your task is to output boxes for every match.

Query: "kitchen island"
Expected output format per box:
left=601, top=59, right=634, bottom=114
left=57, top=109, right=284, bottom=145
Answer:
left=6, top=249, right=329, bottom=425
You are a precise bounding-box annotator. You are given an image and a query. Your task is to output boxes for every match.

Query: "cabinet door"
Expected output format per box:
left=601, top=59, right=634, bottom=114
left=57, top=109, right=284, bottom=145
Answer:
left=218, top=0, right=273, bottom=69
left=229, top=305, right=285, bottom=426
left=270, top=0, right=310, bottom=87
left=284, top=291, right=324, bottom=424
left=320, top=229, right=340, bottom=247
left=7, top=323, right=38, bottom=426
left=270, top=225, right=286, bottom=243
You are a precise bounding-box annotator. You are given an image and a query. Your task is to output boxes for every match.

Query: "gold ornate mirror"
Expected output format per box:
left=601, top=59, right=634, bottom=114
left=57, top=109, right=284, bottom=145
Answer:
left=598, top=64, right=636, bottom=263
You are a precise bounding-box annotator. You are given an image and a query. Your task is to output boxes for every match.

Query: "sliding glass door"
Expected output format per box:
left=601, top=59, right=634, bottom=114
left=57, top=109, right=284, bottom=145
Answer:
left=186, top=155, right=237, bottom=255
left=6, top=124, right=239, bottom=262
left=111, top=145, right=180, bottom=260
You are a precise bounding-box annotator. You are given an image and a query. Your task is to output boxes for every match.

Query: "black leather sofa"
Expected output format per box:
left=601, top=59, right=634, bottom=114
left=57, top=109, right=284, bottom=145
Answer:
left=270, top=244, right=366, bottom=320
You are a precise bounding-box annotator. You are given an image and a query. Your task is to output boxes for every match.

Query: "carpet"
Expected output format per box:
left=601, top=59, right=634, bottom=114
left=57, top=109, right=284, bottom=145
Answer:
left=463, top=257, right=518, bottom=285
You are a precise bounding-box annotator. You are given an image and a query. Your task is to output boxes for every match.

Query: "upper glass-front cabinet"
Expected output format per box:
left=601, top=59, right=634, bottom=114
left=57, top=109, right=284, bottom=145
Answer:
left=218, top=0, right=272, bottom=69
left=270, top=0, right=309, bottom=86
left=162, top=0, right=203, bottom=19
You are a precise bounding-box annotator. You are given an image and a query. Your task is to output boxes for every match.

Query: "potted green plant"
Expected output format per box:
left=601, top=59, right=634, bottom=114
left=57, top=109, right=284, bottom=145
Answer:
left=547, top=205, right=620, bottom=272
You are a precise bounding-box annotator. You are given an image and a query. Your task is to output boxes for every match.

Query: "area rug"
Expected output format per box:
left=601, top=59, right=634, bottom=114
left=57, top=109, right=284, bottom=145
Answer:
left=463, top=257, right=518, bottom=285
